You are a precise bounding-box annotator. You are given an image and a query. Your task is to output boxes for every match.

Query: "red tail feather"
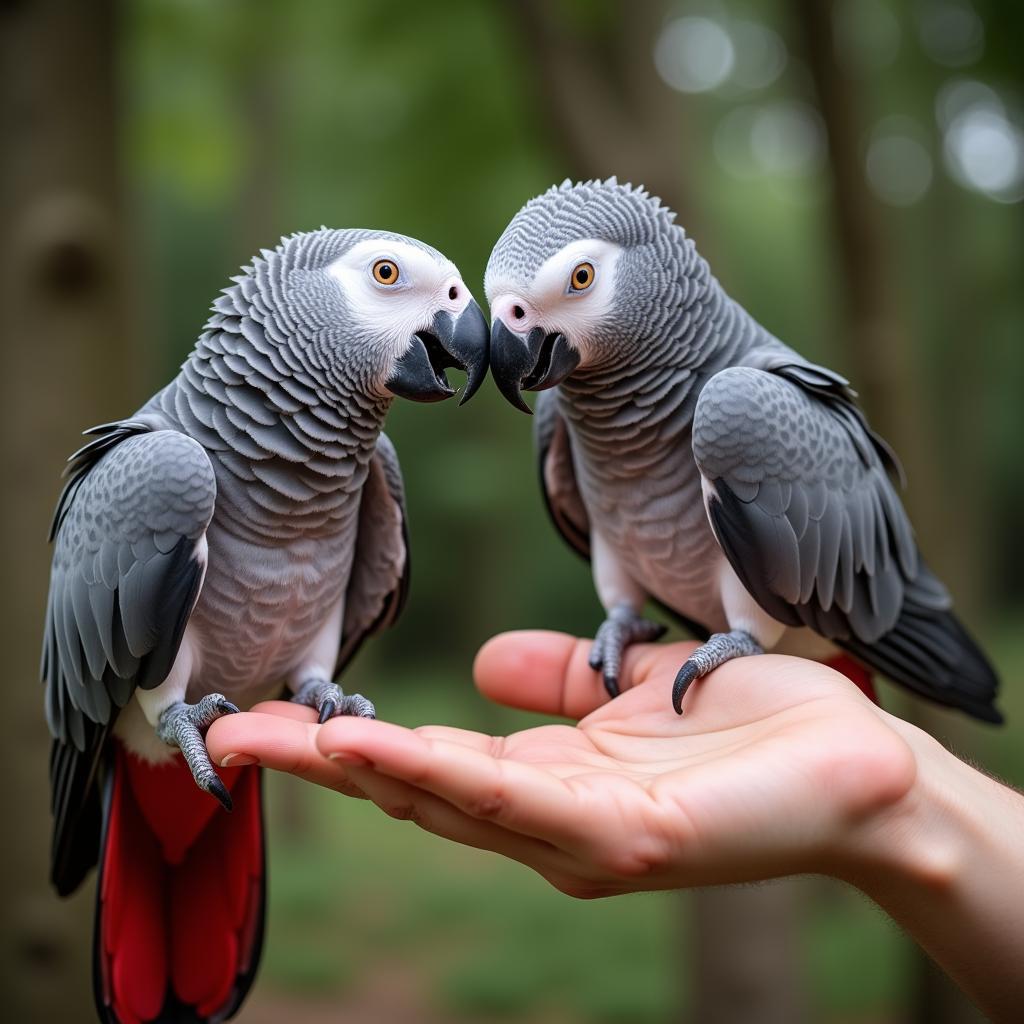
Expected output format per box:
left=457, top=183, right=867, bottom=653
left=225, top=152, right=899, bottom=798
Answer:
left=825, top=653, right=878, bottom=704
left=96, top=744, right=264, bottom=1023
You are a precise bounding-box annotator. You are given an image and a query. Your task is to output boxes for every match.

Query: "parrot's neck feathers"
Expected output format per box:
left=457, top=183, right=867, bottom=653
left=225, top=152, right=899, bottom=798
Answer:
left=153, top=282, right=388, bottom=541
left=559, top=272, right=766, bottom=459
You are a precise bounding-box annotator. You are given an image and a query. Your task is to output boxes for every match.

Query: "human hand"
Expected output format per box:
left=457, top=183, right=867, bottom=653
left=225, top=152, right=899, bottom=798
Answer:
left=207, top=632, right=916, bottom=897
left=207, top=633, right=1024, bottom=1019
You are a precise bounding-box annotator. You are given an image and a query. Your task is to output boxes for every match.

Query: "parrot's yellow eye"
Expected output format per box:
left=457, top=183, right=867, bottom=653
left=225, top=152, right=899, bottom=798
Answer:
left=570, top=262, right=595, bottom=291
left=372, top=259, right=400, bottom=285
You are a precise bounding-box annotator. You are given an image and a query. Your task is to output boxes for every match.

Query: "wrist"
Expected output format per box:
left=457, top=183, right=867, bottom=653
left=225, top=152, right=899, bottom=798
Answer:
left=825, top=714, right=1024, bottom=1019
left=831, top=715, right=988, bottom=895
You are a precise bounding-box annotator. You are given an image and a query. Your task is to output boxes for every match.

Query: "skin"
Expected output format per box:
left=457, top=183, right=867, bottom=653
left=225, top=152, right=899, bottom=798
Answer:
left=207, top=634, right=1024, bottom=1022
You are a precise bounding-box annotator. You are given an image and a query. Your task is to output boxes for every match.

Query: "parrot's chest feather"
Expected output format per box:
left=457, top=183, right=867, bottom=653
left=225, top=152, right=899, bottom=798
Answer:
left=568, top=405, right=730, bottom=633
left=188, top=516, right=359, bottom=699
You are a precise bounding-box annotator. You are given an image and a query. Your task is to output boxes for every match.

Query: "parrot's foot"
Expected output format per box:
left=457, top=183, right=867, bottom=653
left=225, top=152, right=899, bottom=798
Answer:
left=672, top=630, right=763, bottom=714
left=588, top=604, right=667, bottom=698
left=156, top=693, right=240, bottom=811
left=293, top=678, right=376, bottom=724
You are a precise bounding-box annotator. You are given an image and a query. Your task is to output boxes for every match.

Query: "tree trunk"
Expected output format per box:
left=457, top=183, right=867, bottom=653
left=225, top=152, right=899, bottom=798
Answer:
left=691, top=882, right=808, bottom=1024
left=0, top=0, right=133, bottom=1018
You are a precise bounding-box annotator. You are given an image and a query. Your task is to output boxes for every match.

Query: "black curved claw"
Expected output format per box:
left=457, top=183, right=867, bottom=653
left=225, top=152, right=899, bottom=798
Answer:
left=219, top=700, right=241, bottom=716
left=588, top=650, right=604, bottom=671
left=672, top=660, right=700, bottom=715
left=208, top=774, right=234, bottom=813
left=317, top=699, right=337, bottom=725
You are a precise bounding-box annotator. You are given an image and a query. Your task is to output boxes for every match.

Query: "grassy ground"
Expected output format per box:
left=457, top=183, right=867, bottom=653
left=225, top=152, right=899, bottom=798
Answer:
left=246, top=621, right=1024, bottom=1022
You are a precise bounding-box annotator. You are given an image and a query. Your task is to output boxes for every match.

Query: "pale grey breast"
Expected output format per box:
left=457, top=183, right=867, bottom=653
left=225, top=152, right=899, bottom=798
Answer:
left=188, top=517, right=358, bottom=699
left=563, top=385, right=729, bottom=631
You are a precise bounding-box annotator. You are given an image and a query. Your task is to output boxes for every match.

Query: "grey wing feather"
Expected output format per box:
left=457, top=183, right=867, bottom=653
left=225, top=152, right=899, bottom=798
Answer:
left=693, top=362, right=918, bottom=641
left=335, top=432, right=410, bottom=675
left=44, top=426, right=216, bottom=745
left=693, top=357, right=1000, bottom=721
left=741, top=347, right=907, bottom=485
left=534, top=390, right=590, bottom=560
left=44, top=424, right=216, bottom=894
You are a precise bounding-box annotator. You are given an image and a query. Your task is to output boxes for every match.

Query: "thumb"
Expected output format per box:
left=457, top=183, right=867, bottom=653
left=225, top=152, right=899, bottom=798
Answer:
left=473, top=630, right=668, bottom=719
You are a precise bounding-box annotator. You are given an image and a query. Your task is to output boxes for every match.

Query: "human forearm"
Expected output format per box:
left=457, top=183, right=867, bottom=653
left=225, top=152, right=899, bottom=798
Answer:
left=837, top=718, right=1024, bottom=1022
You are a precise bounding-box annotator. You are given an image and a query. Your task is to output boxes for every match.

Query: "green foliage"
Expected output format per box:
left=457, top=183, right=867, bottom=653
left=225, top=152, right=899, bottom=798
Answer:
left=805, top=889, right=910, bottom=1012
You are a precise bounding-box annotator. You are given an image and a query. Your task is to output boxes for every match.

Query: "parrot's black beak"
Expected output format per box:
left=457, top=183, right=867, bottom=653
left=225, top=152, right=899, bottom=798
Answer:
left=386, top=300, right=489, bottom=404
left=489, top=319, right=580, bottom=415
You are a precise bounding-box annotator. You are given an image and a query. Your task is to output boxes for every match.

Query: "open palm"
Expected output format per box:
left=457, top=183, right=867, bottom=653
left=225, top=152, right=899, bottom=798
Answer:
left=207, top=632, right=915, bottom=896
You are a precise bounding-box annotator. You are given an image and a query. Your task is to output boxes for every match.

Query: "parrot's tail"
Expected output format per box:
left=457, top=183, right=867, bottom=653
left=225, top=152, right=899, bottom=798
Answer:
left=94, top=743, right=265, bottom=1024
left=824, top=653, right=877, bottom=705
left=837, top=564, right=1003, bottom=725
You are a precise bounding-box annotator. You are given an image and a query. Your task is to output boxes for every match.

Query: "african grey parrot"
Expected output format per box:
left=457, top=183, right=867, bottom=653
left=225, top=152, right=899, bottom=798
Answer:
left=42, top=227, right=488, bottom=1023
left=486, top=178, right=1001, bottom=723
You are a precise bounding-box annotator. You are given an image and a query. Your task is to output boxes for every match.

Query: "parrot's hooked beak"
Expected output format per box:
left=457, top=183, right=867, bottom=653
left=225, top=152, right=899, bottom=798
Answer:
left=386, top=300, right=489, bottom=405
left=489, top=319, right=580, bottom=415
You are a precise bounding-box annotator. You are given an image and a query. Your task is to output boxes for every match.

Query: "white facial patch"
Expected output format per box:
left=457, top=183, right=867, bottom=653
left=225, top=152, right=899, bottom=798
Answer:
left=486, top=239, right=622, bottom=362
left=327, top=240, right=472, bottom=361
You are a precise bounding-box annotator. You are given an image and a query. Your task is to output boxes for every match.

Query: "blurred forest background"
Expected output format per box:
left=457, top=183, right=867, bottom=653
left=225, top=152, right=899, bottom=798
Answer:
left=2, top=1, right=1022, bottom=1022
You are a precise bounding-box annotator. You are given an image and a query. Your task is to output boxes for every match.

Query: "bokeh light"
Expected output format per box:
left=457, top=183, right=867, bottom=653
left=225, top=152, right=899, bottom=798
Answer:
left=714, top=101, right=825, bottom=180
left=935, top=79, right=1024, bottom=202
left=917, top=0, right=985, bottom=68
left=728, top=19, right=787, bottom=92
left=750, top=102, right=826, bottom=176
left=935, top=77, right=1004, bottom=130
left=944, top=107, right=1024, bottom=202
left=866, top=116, right=933, bottom=206
left=654, top=16, right=735, bottom=94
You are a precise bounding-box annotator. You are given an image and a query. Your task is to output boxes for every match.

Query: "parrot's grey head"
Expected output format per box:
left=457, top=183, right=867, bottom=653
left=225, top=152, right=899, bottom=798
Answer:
left=227, top=228, right=489, bottom=404
left=484, top=178, right=691, bottom=412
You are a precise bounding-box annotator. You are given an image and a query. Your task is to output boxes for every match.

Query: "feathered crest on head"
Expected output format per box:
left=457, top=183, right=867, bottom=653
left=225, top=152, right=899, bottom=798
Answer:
left=544, top=176, right=677, bottom=225
left=210, top=227, right=446, bottom=320
left=487, top=176, right=681, bottom=284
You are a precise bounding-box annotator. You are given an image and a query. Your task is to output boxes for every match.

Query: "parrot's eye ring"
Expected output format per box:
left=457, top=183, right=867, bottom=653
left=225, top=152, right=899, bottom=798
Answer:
left=372, top=259, right=400, bottom=286
left=569, top=262, right=595, bottom=292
